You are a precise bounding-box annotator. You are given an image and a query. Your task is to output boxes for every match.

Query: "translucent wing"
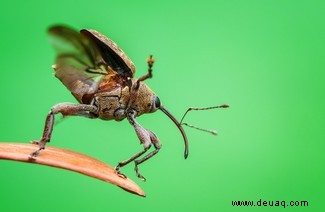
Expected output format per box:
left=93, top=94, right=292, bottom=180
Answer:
left=49, top=26, right=105, bottom=103
left=49, top=26, right=97, bottom=67
left=48, top=26, right=135, bottom=104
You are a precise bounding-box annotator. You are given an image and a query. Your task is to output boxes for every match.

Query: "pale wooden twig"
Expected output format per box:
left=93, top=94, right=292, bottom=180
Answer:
left=0, top=142, right=145, bottom=197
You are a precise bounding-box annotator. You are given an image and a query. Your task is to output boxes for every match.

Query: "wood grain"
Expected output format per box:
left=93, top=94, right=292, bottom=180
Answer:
left=0, top=142, right=145, bottom=197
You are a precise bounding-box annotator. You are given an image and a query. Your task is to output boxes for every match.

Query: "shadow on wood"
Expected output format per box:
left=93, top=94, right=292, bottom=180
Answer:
left=0, top=142, right=145, bottom=197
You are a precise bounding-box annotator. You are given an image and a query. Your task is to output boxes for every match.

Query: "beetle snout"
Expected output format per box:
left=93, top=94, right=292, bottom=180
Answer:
left=159, top=105, right=189, bottom=159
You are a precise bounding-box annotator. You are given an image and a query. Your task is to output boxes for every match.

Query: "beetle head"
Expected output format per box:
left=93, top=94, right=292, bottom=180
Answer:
left=132, top=81, right=159, bottom=115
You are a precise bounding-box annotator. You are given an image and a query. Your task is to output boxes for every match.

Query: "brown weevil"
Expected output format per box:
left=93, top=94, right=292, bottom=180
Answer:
left=30, top=25, right=229, bottom=181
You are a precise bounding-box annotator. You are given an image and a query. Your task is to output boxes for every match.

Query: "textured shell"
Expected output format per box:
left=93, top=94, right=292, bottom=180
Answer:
left=81, top=29, right=136, bottom=77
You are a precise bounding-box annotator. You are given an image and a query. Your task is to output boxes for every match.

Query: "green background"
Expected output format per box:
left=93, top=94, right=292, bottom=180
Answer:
left=1, top=0, right=324, bottom=211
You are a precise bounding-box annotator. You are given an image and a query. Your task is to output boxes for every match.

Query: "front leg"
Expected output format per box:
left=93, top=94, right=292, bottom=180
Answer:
left=30, top=103, right=98, bottom=157
left=115, top=110, right=161, bottom=181
left=133, top=55, right=155, bottom=90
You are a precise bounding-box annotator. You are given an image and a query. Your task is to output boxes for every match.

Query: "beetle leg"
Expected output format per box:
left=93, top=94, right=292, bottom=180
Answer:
left=115, top=145, right=151, bottom=179
left=30, top=103, right=98, bottom=158
left=134, top=55, right=155, bottom=89
left=134, top=138, right=161, bottom=181
left=115, top=110, right=161, bottom=180
left=127, top=55, right=155, bottom=109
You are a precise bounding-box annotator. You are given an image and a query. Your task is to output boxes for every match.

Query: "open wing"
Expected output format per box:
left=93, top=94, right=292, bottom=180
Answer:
left=81, top=29, right=135, bottom=78
left=48, top=25, right=135, bottom=103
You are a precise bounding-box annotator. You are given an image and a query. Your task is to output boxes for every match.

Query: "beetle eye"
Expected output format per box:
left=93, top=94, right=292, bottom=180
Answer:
left=155, top=96, right=161, bottom=108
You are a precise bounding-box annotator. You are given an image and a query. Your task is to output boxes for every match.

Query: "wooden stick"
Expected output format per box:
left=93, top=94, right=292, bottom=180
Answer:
left=0, top=142, right=145, bottom=197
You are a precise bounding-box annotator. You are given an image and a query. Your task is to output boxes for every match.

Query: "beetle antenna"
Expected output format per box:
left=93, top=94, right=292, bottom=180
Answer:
left=180, top=104, right=229, bottom=135
left=181, top=123, right=218, bottom=135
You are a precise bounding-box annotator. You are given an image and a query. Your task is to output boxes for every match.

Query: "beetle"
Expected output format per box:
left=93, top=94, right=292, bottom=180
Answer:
left=30, top=25, right=228, bottom=181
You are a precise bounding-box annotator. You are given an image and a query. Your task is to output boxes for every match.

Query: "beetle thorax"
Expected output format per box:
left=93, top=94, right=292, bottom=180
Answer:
left=93, top=79, right=157, bottom=121
left=94, top=84, right=130, bottom=121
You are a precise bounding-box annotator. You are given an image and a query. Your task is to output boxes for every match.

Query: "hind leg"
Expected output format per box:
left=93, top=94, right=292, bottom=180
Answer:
left=30, top=103, right=97, bottom=157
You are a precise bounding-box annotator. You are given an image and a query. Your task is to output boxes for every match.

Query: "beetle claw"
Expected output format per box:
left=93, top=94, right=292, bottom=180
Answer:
left=116, top=171, right=127, bottom=179
left=137, top=174, right=146, bottom=182
left=115, top=166, right=127, bottom=179
left=30, top=140, right=39, bottom=145
left=29, top=149, right=40, bottom=159
left=29, top=146, right=45, bottom=159
left=135, top=163, right=146, bottom=182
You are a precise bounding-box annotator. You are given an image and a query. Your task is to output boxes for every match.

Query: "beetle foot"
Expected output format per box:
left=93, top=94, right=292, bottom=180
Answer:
left=134, top=162, right=146, bottom=182
left=115, top=166, right=127, bottom=179
left=30, top=140, right=39, bottom=145
left=29, top=147, right=45, bottom=159
left=116, top=171, right=127, bottom=179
